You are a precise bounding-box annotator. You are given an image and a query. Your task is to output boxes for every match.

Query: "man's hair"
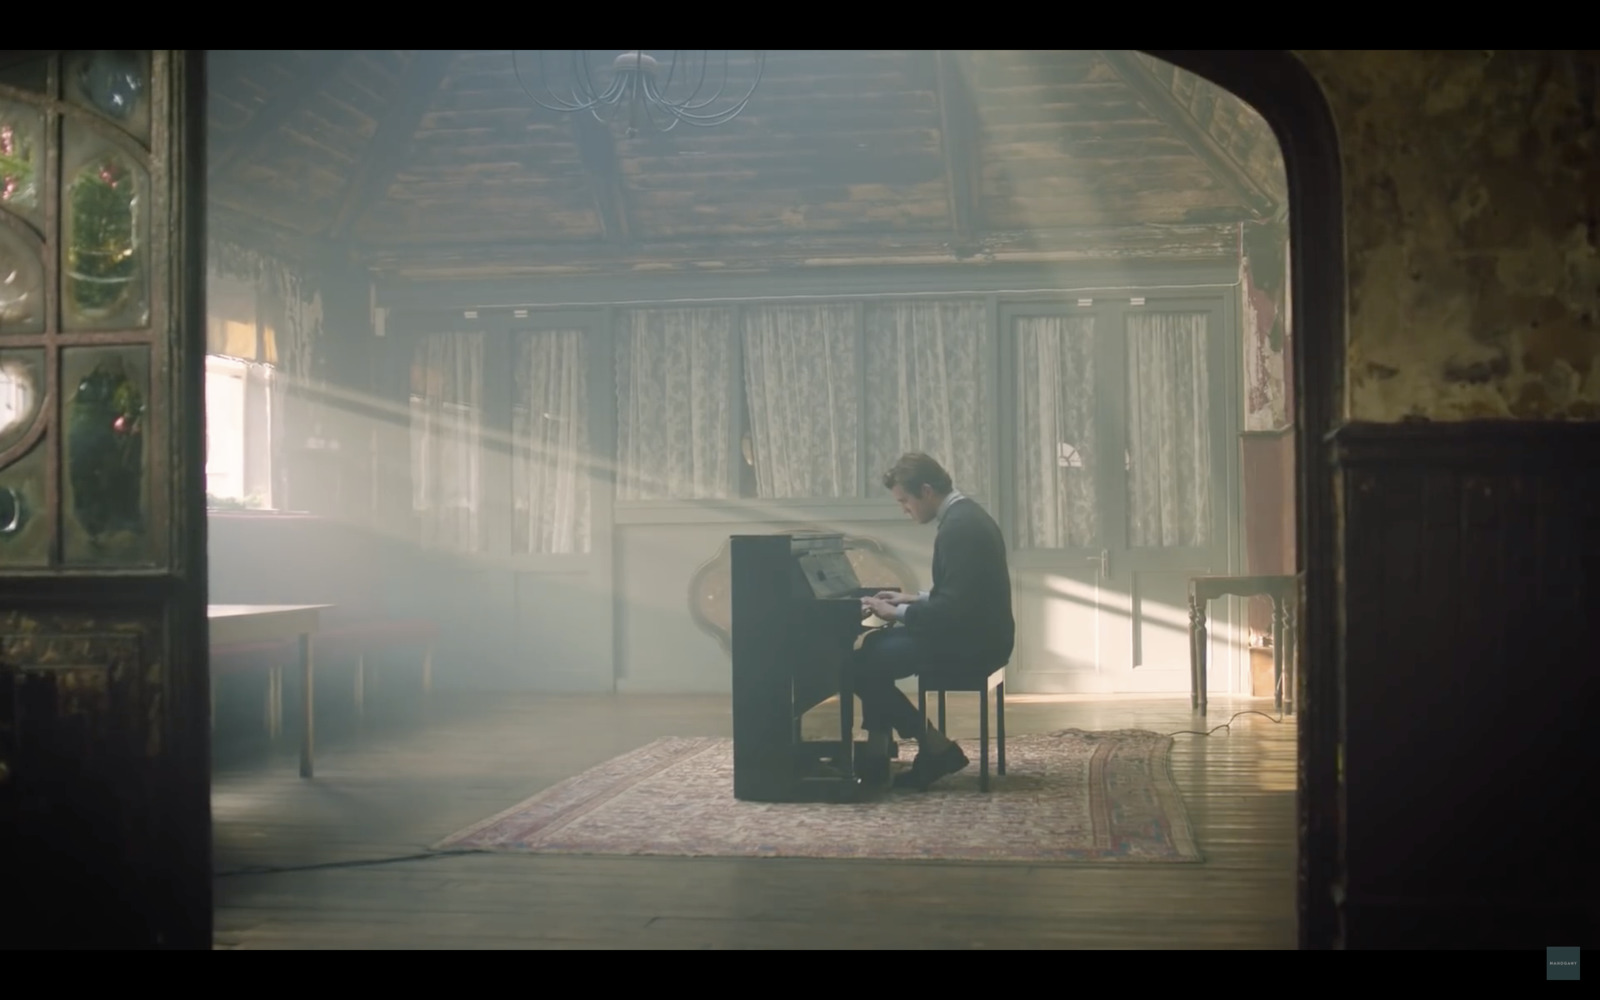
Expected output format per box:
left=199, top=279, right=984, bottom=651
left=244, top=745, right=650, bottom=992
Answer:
left=882, top=452, right=952, bottom=496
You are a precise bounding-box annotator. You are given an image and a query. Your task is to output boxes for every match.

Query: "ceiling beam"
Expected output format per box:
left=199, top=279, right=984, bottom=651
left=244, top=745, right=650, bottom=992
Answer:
left=208, top=50, right=353, bottom=182
left=1098, top=50, right=1278, bottom=221
left=571, top=113, right=635, bottom=245
left=931, top=51, right=986, bottom=258
left=325, top=49, right=455, bottom=242
left=206, top=202, right=324, bottom=270
left=355, top=223, right=1242, bottom=279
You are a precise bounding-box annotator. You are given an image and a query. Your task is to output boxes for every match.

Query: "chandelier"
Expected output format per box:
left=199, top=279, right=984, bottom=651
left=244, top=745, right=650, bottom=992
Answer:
left=511, top=51, right=764, bottom=136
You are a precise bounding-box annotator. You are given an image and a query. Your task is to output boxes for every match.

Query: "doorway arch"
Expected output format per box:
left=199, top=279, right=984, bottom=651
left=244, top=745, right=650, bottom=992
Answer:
left=1138, top=50, right=1345, bottom=951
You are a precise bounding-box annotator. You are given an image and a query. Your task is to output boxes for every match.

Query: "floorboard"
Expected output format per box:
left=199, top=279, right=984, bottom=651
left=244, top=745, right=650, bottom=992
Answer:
left=211, top=691, right=1297, bottom=949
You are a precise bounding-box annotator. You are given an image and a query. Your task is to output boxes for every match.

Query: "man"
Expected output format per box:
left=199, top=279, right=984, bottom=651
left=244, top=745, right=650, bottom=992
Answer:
left=857, top=452, right=1014, bottom=791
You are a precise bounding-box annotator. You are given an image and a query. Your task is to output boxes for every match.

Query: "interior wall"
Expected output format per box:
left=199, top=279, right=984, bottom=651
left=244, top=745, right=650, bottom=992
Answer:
left=1294, top=49, right=1600, bottom=423
left=1285, top=49, right=1599, bottom=947
left=1237, top=222, right=1295, bottom=650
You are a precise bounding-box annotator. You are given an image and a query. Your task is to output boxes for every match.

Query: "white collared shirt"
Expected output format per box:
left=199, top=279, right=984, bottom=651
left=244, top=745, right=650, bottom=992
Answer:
left=936, top=488, right=966, bottom=524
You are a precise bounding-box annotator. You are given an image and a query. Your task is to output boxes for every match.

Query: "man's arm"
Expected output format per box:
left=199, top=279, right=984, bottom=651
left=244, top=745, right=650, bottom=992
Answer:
left=878, top=590, right=929, bottom=619
left=872, top=590, right=922, bottom=607
left=899, top=523, right=981, bottom=633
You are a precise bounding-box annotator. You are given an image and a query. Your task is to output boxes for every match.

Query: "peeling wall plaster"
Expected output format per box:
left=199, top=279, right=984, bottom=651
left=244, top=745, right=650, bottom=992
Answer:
left=1294, top=49, right=1600, bottom=422
left=1241, top=221, right=1292, bottom=431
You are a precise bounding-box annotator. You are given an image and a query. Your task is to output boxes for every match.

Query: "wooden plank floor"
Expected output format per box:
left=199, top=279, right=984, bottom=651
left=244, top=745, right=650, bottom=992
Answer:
left=211, top=691, right=1298, bottom=949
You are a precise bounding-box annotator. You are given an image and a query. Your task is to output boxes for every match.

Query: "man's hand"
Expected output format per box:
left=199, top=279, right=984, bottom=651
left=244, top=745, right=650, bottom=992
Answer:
left=874, top=590, right=917, bottom=605
left=861, top=596, right=898, bottom=620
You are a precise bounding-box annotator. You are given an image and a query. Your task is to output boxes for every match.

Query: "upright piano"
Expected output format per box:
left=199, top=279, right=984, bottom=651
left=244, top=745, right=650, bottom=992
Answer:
left=729, top=532, right=887, bottom=802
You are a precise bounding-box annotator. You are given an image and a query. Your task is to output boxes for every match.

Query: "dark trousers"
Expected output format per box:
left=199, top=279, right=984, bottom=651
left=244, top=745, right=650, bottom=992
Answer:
left=853, top=626, right=952, bottom=740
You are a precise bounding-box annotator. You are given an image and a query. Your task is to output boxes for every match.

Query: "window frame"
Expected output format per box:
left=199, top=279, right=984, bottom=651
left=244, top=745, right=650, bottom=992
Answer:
left=203, top=271, right=278, bottom=512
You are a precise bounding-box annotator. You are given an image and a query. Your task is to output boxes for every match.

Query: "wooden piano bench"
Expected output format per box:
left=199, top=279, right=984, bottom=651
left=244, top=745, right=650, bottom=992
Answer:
left=917, top=664, right=1007, bottom=792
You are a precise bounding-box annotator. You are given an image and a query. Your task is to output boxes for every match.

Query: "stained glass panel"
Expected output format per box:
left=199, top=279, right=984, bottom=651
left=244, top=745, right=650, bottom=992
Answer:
left=0, top=438, right=49, bottom=566
left=65, top=51, right=150, bottom=146
left=62, top=345, right=153, bottom=566
left=0, top=348, right=44, bottom=454
left=61, top=120, right=150, bottom=331
left=0, top=99, right=44, bottom=227
left=0, top=222, right=44, bottom=334
left=0, top=56, right=50, bottom=94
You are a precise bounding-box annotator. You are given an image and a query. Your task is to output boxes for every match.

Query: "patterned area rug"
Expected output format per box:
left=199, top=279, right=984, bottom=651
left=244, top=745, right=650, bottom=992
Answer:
left=433, top=729, right=1201, bottom=863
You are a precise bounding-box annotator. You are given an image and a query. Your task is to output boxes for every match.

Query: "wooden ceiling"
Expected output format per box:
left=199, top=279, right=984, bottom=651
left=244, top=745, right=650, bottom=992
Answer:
left=204, top=50, right=1287, bottom=280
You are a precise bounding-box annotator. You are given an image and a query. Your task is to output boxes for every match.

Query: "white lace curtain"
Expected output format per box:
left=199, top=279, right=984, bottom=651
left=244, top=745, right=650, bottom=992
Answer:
left=1014, top=315, right=1098, bottom=549
left=742, top=303, right=859, bottom=498
left=1127, top=312, right=1212, bottom=547
left=613, top=299, right=990, bottom=502
left=863, top=300, right=990, bottom=499
left=514, top=329, right=591, bottom=554
left=614, top=307, right=733, bottom=500
left=410, top=331, right=484, bottom=552
left=1013, top=311, right=1212, bottom=550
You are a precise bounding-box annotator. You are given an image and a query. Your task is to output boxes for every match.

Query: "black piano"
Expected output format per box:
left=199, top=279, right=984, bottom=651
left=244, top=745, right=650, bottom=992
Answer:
left=730, top=532, right=888, bottom=802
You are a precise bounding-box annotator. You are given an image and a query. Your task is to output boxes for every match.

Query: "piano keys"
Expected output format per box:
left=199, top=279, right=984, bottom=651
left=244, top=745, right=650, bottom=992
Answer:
left=729, top=532, right=889, bottom=802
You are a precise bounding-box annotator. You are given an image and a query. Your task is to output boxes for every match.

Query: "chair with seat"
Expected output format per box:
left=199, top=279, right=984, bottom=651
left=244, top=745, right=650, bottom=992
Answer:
left=916, top=664, right=1007, bottom=791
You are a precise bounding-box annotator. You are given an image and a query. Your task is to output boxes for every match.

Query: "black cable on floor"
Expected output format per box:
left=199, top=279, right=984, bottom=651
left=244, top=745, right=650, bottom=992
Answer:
left=1162, top=708, right=1286, bottom=737
left=215, top=848, right=489, bottom=878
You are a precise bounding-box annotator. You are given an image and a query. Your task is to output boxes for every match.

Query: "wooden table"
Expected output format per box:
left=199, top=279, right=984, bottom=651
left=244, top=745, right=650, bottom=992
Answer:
left=1187, top=576, right=1296, bottom=716
left=209, top=604, right=329, bottom=778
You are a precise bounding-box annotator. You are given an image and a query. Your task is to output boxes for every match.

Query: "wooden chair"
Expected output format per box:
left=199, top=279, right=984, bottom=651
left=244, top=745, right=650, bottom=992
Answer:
left=917, top=664, right=1007, bottom=791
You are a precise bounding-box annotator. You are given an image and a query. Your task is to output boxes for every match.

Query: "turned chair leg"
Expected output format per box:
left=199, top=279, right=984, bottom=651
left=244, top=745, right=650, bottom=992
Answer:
left=979, top=688, right=990, bottom=791
left=996, top=681, right=1006, bottom=776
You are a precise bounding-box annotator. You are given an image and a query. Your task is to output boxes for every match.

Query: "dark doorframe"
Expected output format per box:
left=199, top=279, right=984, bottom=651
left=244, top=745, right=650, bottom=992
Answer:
left=1139, top=50, right=1346, bottom=951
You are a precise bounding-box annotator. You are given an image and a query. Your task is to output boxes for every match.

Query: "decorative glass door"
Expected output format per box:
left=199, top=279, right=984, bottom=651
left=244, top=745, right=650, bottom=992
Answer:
left=1002, top=294, right=1235, bottom=694
left=1104, top=298, right=1234, bottom=692
left=0, top=50, right=208, bottom=948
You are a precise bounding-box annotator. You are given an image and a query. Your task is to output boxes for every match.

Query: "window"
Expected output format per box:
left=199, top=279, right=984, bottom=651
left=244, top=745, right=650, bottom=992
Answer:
left=614, top=307, right=734, bottom=501
left=613, top=297, right=994, bottom=503
left=1125, top=311, right=1213, bottom=547
left=409, top=331, right=484, bottom=551
left=1013, top=314, right=1098, bottom=549
left=863, top=299, right=991, bottom=500
left=204, top=274, right=276, bottom=509
left=513, top=329, right=591, bottom=554
left=740, top=303, right=859, bottom=499
left=1011, top=306, right=1216, bottom=550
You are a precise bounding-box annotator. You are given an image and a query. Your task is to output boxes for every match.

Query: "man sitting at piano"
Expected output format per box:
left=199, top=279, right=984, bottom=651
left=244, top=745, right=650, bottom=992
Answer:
left=857, top=452, right=1015, bottom=791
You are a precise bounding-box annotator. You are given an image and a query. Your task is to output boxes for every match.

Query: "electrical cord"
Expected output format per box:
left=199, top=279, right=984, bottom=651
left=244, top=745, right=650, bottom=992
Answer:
left=1162, top=707, right=1286, bottom=737
left=215, top=848, right=489, bottom=878
left=214, top=708, right=1284, bottom=878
